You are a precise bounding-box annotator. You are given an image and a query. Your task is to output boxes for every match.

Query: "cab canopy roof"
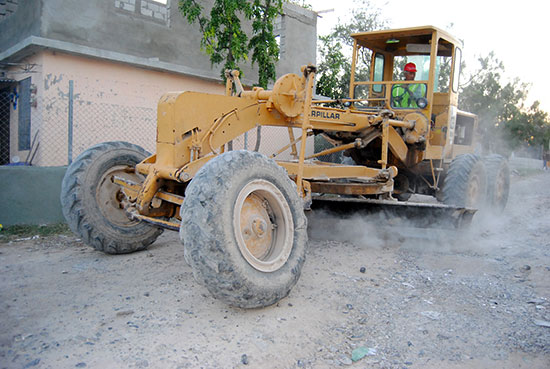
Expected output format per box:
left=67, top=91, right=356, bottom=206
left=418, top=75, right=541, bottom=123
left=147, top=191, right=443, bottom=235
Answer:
left=351, top=26, right=461, bottom=57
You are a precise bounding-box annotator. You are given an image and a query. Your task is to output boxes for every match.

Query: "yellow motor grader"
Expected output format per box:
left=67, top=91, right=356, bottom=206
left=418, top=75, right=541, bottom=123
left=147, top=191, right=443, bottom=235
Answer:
left=61, top=26, right=510, bottom=308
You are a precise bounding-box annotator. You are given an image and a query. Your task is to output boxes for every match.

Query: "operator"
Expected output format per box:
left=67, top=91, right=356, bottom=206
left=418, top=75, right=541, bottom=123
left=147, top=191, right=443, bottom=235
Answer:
left=392, top=62, right=427, bottom=108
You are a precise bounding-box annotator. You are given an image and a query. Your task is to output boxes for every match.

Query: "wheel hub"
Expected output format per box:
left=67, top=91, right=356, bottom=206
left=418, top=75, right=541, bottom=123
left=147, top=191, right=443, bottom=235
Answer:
left=96, top=165, right=141, bottom=227
left=234, top=179, right=294, bottom=272
left=468, top=173, right=482, bottom=206
left=252, top=218, right=268, bottom=237
left=240, top=194, right=274, bottom=260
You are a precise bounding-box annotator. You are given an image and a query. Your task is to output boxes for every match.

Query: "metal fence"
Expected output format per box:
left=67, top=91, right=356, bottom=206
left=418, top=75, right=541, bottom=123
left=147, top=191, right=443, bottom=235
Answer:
left=5, top=80, right=546, bottom=168
left=2, top=80, right=315, bottom=167
left=68, top=83, right=158, bottom=163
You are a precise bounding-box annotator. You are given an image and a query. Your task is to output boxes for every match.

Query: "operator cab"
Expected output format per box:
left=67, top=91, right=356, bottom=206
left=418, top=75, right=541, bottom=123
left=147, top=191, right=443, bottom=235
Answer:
left=350, top=26, right=461, bottom=118
left=349, top=26, right=470, bottom=154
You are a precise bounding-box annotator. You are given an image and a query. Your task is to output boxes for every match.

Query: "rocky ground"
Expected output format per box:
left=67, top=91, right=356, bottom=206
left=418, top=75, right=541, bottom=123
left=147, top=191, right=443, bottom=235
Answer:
left=1, top=172, right=549, bottom=369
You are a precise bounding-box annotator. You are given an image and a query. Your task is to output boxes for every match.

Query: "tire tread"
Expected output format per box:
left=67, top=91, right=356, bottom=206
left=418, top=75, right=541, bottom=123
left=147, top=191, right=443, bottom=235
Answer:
left=442, top=153, right=486, bottom=207
left=181, top=150, right=308, bottom=308
left=484, top=154, right=510, bottom=210
left=60, top=141, right=162, bottom=254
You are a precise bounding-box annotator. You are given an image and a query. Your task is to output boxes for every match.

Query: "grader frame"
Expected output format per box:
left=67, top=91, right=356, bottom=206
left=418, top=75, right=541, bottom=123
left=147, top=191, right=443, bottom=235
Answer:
left=116, top=26, right=472, bottom=231
left=62, top=26, right=507, bottom=308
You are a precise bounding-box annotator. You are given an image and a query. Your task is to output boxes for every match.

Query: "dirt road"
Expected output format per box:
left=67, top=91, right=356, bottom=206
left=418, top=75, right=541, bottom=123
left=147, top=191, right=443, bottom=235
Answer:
left=1, top=172, right=549, bottom=369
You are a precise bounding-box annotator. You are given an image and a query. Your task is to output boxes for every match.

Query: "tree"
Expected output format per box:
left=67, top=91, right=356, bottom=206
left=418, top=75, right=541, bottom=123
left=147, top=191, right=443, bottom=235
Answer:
left=501, top=101, right=550, bottom=151
left=315, top=0, right=388, bottom=98
left=179, top=0, right=250, bottom=78
left=285, top=0, right=311, bottom=9
left=459, top=52, right=527, bottom=131
left=459, top=52, right=550, bottom=155
left=316, top=35, right=351, bottom=99
left=248, top=0, right=282, bottom=88
left=178, top=0, right=282, bottom=88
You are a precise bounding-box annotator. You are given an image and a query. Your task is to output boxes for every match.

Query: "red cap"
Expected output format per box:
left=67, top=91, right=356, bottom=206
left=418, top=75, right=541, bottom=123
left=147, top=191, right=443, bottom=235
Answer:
left=404, top=62, right=417, bottom=73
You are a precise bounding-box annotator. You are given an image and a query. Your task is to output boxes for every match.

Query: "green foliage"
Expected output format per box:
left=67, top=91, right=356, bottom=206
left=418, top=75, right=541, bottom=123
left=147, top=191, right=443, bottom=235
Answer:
left=315, top=0, right=388, bottom=98
left=285, top=0, right=311, bottom=9
left=502, top=101, right=550, bottom=150
left=0, top=223, right=71, bottom=243
left=316, top=36, right=351, bottom=99
left=179, top=0, right=251, bottom=79
left=179, top=0, right=282, bottom=87
left=248, top=0, right=283, bottom=88
left=459, top=52, right=550, bottom=154
left=459, top=52, right=527, bottom=130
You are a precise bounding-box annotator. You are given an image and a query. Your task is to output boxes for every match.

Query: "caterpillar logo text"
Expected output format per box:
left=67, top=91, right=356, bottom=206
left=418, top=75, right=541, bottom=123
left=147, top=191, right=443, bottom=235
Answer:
left=311, top=110, right=341, bottom=120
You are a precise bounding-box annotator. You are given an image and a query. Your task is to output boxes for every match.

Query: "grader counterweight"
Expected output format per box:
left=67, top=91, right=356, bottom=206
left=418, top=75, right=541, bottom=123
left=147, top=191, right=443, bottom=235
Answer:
left=61, top=26, right=509, bottom=308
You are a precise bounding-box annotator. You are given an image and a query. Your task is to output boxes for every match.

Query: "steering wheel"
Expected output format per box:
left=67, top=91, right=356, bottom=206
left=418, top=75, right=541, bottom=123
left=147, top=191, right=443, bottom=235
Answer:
left=391, top=84, right=412, bottom=106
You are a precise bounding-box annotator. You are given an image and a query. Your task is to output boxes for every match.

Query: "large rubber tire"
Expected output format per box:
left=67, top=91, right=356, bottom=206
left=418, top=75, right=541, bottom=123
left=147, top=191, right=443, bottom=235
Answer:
left=60, top=141, right=163, bottom=254
left=442, top=154, right=487, bottom=208
left=484, top=154, right=510, bottom=211
left=180, top=150, right=308, bottom=309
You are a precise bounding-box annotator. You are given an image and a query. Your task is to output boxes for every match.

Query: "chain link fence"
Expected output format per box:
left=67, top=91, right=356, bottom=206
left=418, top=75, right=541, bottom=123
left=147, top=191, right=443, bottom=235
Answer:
left=3, top=79, right=547, bottom=168
left=71, top=99, right=157, bottom=159
left=3, top=80, right=314, bottom=167
left=35, top=80, right=156, bottom=166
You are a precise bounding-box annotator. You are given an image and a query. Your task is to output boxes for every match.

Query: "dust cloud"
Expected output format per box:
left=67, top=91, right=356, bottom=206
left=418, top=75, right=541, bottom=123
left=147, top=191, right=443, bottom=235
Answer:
left=306, top=206, right=465, bottom=252
left=307, top=210, right=389, bottom=248
left=306, top=195, right=514, bottom=255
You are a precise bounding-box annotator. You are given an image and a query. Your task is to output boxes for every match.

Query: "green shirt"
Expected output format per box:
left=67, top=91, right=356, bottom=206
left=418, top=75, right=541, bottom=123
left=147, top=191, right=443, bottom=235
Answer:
left=392, top=83, right=427, bottom=108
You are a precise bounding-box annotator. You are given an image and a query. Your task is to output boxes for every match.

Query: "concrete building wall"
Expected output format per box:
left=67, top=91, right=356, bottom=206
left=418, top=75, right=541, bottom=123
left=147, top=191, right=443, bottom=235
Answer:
left=0, top=165, right=66, bottom=226
left=1, top=0, right=317, bottom=86
left=39, top=0, right=218, bottom=77
left=275, top=3, right=317, bottom=77
left=0, top=0, right=41, bottom=52
left=509, top=157, right=544, bottom=170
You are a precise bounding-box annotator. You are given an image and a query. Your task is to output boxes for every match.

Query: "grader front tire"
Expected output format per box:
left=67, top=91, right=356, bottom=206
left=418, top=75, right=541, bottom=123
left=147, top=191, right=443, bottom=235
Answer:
left=180, top=150, right=308, bottom=309
left=60, top=141, right=163, bottom=254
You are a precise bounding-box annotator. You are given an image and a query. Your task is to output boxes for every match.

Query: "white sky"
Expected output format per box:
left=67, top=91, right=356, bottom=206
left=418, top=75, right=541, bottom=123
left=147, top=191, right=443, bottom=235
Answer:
left=312, top=0, right=549, bottom=111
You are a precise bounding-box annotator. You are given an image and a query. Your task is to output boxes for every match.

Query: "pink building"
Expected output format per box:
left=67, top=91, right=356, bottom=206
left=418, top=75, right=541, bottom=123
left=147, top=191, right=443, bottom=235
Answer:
left=0, top=0, right=317, bottom=166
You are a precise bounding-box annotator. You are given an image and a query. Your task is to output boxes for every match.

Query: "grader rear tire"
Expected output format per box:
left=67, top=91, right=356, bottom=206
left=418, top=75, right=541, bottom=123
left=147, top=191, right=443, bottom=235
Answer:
left=180, top=150, right=308, bottom=309
left=442, top=154, right=487, bottom=208
left=60, top=141, right=162, bottom=254
left=484, top=154, right=510, bottom=211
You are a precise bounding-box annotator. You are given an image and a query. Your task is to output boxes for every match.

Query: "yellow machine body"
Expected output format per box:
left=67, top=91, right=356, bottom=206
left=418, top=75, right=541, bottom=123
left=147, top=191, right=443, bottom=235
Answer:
left=117, top=26, right=477, bottom=228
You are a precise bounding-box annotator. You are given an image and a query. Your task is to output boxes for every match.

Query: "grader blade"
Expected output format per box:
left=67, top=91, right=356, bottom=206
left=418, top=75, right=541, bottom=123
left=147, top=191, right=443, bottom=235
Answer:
left=310, top=196, right=476, bottom=229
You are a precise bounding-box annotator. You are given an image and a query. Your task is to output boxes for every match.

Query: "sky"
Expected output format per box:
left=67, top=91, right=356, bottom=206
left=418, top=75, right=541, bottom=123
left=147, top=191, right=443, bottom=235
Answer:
left=311, top=0, right=549, bottom=112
